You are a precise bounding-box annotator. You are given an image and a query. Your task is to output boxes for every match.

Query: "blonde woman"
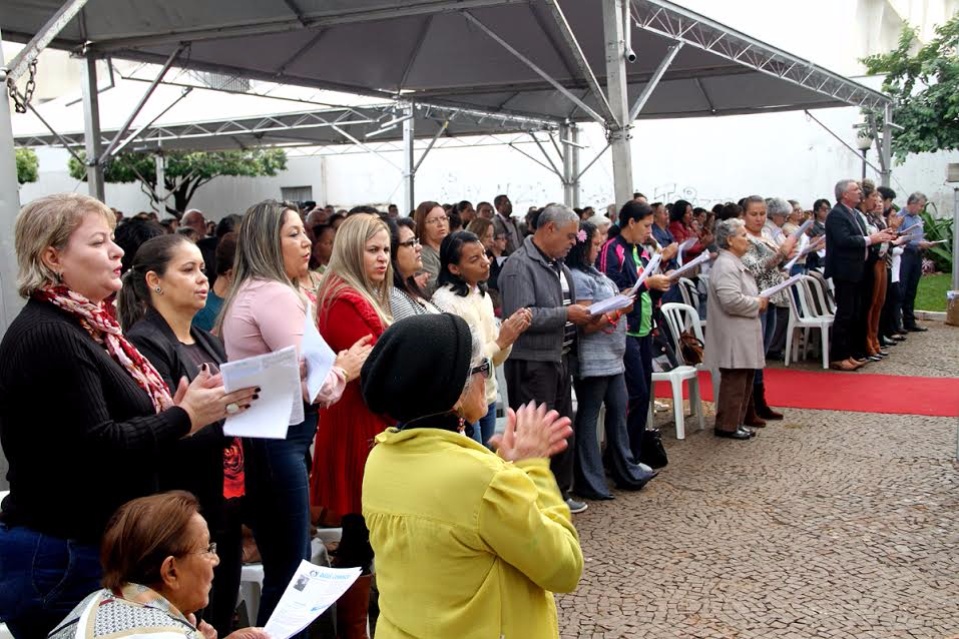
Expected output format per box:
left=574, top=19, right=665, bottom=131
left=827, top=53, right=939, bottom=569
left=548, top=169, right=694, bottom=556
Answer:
left=218, top=200, right=371, bottom=627
left=310, top=213, right=393, bottom=638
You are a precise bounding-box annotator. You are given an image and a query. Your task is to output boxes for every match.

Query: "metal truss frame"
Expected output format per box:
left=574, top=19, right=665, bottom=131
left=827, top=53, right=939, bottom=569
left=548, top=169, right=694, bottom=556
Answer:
left=16, top=100, right=559, bottom=152
left=629, top=0, right=891, bottom=111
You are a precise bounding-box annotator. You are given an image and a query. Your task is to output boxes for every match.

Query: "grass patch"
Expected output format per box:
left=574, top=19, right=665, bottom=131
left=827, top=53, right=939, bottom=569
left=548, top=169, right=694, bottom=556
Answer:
left=916, top=273, right=951, bottom=312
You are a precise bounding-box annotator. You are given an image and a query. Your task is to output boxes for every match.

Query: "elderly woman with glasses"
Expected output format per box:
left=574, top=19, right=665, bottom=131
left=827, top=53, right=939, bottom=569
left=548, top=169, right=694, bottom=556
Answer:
left=49, top=491, right=268, bottom=639
left=704, top=219, right=769, bottom=441
left=361, top=314, right=583, bottom=639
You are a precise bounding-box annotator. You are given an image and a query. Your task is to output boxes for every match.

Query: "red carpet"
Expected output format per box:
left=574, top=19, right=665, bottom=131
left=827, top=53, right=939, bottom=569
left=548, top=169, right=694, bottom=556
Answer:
left=654, top=369, right=959, bottom=417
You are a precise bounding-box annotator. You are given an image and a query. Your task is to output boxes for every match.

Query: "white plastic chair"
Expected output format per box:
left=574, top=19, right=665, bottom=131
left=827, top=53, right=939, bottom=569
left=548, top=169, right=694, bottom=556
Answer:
left=677, top=277, right=706, bottom=329
left=660, top=302, right=720, bottom=395
left=784, top=277, right=834, bottom=369
left=650, top=365, right=704, bottom=440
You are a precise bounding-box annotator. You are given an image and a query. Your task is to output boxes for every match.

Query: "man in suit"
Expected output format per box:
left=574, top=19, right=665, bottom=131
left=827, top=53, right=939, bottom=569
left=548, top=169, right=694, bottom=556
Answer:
left=824, top=179, right=895, bottom=371
left=492, top=194, right=523, bottom=255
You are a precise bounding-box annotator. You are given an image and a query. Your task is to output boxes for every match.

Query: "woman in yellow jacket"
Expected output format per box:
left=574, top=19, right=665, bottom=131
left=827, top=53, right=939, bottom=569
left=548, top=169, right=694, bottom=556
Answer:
left=360, top=313, right=584, bottom=639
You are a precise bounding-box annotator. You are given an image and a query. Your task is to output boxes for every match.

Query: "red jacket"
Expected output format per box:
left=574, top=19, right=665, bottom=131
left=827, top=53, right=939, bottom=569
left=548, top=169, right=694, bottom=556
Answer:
left=310, top=285, right=392, bottom=517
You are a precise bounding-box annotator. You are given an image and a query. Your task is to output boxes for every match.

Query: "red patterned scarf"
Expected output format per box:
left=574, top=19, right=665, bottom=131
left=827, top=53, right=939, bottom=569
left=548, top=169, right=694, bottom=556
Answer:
left=35, top=285, right=173, bottom=413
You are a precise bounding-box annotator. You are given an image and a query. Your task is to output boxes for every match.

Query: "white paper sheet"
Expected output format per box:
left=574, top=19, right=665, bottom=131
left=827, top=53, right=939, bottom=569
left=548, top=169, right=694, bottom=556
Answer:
left=264, top=561, right=362, bottom=639
left=929, top=239, right=949, bottom=245
left=759, top=274, right=803, bottom=299
left=587, top=294, right=633, bottom=316
left=302, top=304, right=336, bottom=404
left=221, top=345, right=302, bottom=439
left=790, top=219, right=813, bottom=239
left=783, top=234, right=810, bottom=272
left=666, top=252, right=710, bottom=281
left=629, top=253, right=662, bottom=295
left=675, top=238, right=698, bottom=266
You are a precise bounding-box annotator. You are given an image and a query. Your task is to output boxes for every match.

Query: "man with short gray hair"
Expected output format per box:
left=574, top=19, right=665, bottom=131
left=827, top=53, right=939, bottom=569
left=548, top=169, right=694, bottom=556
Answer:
left=825, top=180, right=895, bottom=369
left=897, top=192, right=932, bottom=331
left=499, top=203, right=594, bottom=514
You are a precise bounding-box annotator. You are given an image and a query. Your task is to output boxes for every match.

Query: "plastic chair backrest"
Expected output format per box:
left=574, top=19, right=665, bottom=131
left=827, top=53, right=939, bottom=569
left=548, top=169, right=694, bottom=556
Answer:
left=660, top=302, right=703, bottom=363
left=678, top=277, right=699, bottom=310
left=802, top=275, right=832, bottom=317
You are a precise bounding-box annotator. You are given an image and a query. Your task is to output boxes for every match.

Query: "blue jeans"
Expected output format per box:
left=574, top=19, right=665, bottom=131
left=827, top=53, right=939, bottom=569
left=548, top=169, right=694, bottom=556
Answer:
left=245, top=411, right=318, bottom=626
left=573, top=373, right=654, bottom=499
left=0, top=524, right=102, bottom=639
left=754, top=308, right=777, bottom=386
left=470, top=403, right=497, bottom=448
left=623, top=335, right=653, bottom=460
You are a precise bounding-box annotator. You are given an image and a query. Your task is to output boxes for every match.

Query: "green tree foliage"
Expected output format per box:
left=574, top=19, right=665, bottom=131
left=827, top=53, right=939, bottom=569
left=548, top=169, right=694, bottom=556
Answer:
left=16, top=148, right=39, bottom=184
left=68, top=149, right=287, bottom=216
left=862, top=13, right=959, bottom=161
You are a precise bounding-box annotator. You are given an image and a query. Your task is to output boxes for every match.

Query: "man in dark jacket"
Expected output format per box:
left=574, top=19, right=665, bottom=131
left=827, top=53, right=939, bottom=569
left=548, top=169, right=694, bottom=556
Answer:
left=824, top=179, right=894, bottom=370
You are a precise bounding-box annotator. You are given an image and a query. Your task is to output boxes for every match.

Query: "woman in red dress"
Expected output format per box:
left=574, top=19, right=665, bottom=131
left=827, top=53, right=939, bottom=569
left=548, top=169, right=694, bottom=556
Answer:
left=310, top=213, right=394, bottom=638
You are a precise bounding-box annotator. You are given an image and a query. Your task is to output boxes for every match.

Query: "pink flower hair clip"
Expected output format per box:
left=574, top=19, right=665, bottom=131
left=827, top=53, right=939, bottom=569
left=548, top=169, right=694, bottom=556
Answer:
left=576, top=229, right=588, bottom=243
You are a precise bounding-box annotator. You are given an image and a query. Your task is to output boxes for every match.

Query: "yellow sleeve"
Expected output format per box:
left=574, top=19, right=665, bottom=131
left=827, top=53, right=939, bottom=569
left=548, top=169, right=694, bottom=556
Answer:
left=477, top=459, right=584, bottom=593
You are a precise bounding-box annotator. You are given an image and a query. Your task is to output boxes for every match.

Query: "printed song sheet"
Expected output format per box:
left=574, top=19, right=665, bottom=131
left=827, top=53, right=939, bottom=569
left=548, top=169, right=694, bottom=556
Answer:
left=222, top=345, right=301, bottom=439
left=587, top=294, right=633, bottom=316
left=629, top=253, right=662, bottom=295
left=302, top=303, right=336, bottom=404
left=667, top=252, right=710, bottom=280
left=676, top=238, right=698, bottom=266
left=264, top=561, right=362, bottom=639
left=759, top=274, right=803, bottom=299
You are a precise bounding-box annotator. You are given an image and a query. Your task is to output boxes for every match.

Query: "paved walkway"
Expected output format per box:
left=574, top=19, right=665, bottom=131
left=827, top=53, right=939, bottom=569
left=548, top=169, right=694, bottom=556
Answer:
left=559, top=320, right=959, bottom=638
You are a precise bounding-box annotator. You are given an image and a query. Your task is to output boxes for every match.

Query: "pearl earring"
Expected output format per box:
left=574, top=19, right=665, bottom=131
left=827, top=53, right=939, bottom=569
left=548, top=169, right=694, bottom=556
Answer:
left=154, top=286, right=162, bottom=294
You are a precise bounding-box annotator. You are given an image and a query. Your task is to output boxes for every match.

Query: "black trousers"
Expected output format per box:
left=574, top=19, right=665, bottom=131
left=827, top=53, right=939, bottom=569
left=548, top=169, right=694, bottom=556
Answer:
left=880, top=271, right=903, bottom=336
left=505, top=357, right=574, bottom=499
left=900, top=250, right=922, bottom=328
left=830, top=279, right=863, bottom=362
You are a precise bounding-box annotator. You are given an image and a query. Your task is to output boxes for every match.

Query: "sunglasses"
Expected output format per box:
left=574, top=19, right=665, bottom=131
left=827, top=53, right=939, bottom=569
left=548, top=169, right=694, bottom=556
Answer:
left=469, top=358, right=493, bottom=380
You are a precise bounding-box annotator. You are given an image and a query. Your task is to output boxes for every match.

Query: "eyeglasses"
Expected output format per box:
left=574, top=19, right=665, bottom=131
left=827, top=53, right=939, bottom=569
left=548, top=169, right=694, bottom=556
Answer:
left=425, top=217, right=449, bottom=226
left=398, top=238, right=421, bottom=249
left=469, top=358, right=493, bottom=380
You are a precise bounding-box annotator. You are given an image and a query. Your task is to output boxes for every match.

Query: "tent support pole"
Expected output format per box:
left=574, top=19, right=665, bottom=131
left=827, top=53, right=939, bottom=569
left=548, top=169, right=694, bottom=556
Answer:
left=529, top=132, right=562, bottom=179
left=23, top=101, right=84, bottom=165
left=402, top=102, right=415, bottom=215
left=508, top=142, right=558, bottom=175
left=602, top=0, right=634, bottom=206
left=629, top=42, right=683, bottom=121
left=561, top=122, right=580, bottom=208
left=0, top=33, right=24, bottom=334
left=413, top=118, right=448, bottom=174
left=80, top=52, right=105, bottom=200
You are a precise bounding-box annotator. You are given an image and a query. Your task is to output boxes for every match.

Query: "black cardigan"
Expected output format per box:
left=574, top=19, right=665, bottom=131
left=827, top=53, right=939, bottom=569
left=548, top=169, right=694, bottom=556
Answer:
left=0, top=299, right=192, bottom=543
left=126, top=308, right=233, bottom=532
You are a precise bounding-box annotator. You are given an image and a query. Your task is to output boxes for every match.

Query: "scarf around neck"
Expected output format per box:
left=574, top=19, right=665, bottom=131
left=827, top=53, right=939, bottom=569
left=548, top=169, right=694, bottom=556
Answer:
left=35, top=285, right=173, bottom=413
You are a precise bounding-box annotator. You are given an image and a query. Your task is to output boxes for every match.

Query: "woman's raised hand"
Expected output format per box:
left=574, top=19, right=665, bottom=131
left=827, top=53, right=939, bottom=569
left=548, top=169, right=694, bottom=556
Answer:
left=334, top=334, right=374, bottom=382
left=496, top=308, right=532, bottom=350
left=173, top=364, right=258, bottom=436
left=489, top=401, right=572, bottom=462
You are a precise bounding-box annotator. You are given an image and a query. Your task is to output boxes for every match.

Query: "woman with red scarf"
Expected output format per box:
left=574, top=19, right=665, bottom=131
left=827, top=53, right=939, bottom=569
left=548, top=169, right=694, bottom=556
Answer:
left=0, top=194, right=256, bottom=639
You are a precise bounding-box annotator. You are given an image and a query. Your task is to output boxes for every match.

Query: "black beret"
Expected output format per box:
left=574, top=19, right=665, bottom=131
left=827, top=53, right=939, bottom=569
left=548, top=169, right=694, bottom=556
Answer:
left=361, top=314, right=472, bottom=422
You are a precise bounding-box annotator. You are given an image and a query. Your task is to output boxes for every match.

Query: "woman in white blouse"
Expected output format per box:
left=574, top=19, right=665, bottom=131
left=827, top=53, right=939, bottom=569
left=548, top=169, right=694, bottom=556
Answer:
left=432, top=231, right=531, bottom=446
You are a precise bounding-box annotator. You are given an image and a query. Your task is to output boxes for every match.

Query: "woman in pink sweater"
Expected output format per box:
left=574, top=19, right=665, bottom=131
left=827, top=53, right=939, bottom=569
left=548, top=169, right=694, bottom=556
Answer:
left=219, top=200, right=371, bottom=628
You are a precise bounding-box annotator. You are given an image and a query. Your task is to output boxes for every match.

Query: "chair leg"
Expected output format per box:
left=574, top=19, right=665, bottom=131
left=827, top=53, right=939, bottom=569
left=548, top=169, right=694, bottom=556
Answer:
left=784, top=324, right=792, bottom=367
left=672, top=380, right=685, bottom=440
left=689, top=378, right=704, bottom=432
left=821, top=326, right=830, bottom=369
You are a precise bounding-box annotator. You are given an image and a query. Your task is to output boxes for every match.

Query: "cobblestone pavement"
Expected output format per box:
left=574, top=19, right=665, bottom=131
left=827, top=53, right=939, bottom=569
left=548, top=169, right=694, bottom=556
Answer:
left=559, top=321, right=959, bottom=638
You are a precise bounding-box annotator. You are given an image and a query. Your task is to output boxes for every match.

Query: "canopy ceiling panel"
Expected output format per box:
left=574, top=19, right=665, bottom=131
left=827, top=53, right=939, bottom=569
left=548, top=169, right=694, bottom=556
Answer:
left=2, top=0, right=890, bottom=123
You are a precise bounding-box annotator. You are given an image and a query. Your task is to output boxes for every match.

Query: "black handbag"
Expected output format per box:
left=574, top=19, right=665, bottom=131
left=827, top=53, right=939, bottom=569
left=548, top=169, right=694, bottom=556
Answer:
left=640, top=429, right=668, bottom=468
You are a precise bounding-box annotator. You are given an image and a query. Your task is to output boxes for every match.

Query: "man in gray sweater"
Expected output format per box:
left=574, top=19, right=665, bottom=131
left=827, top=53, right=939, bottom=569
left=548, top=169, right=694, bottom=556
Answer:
left=499, top=203, right=593, bottom=513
